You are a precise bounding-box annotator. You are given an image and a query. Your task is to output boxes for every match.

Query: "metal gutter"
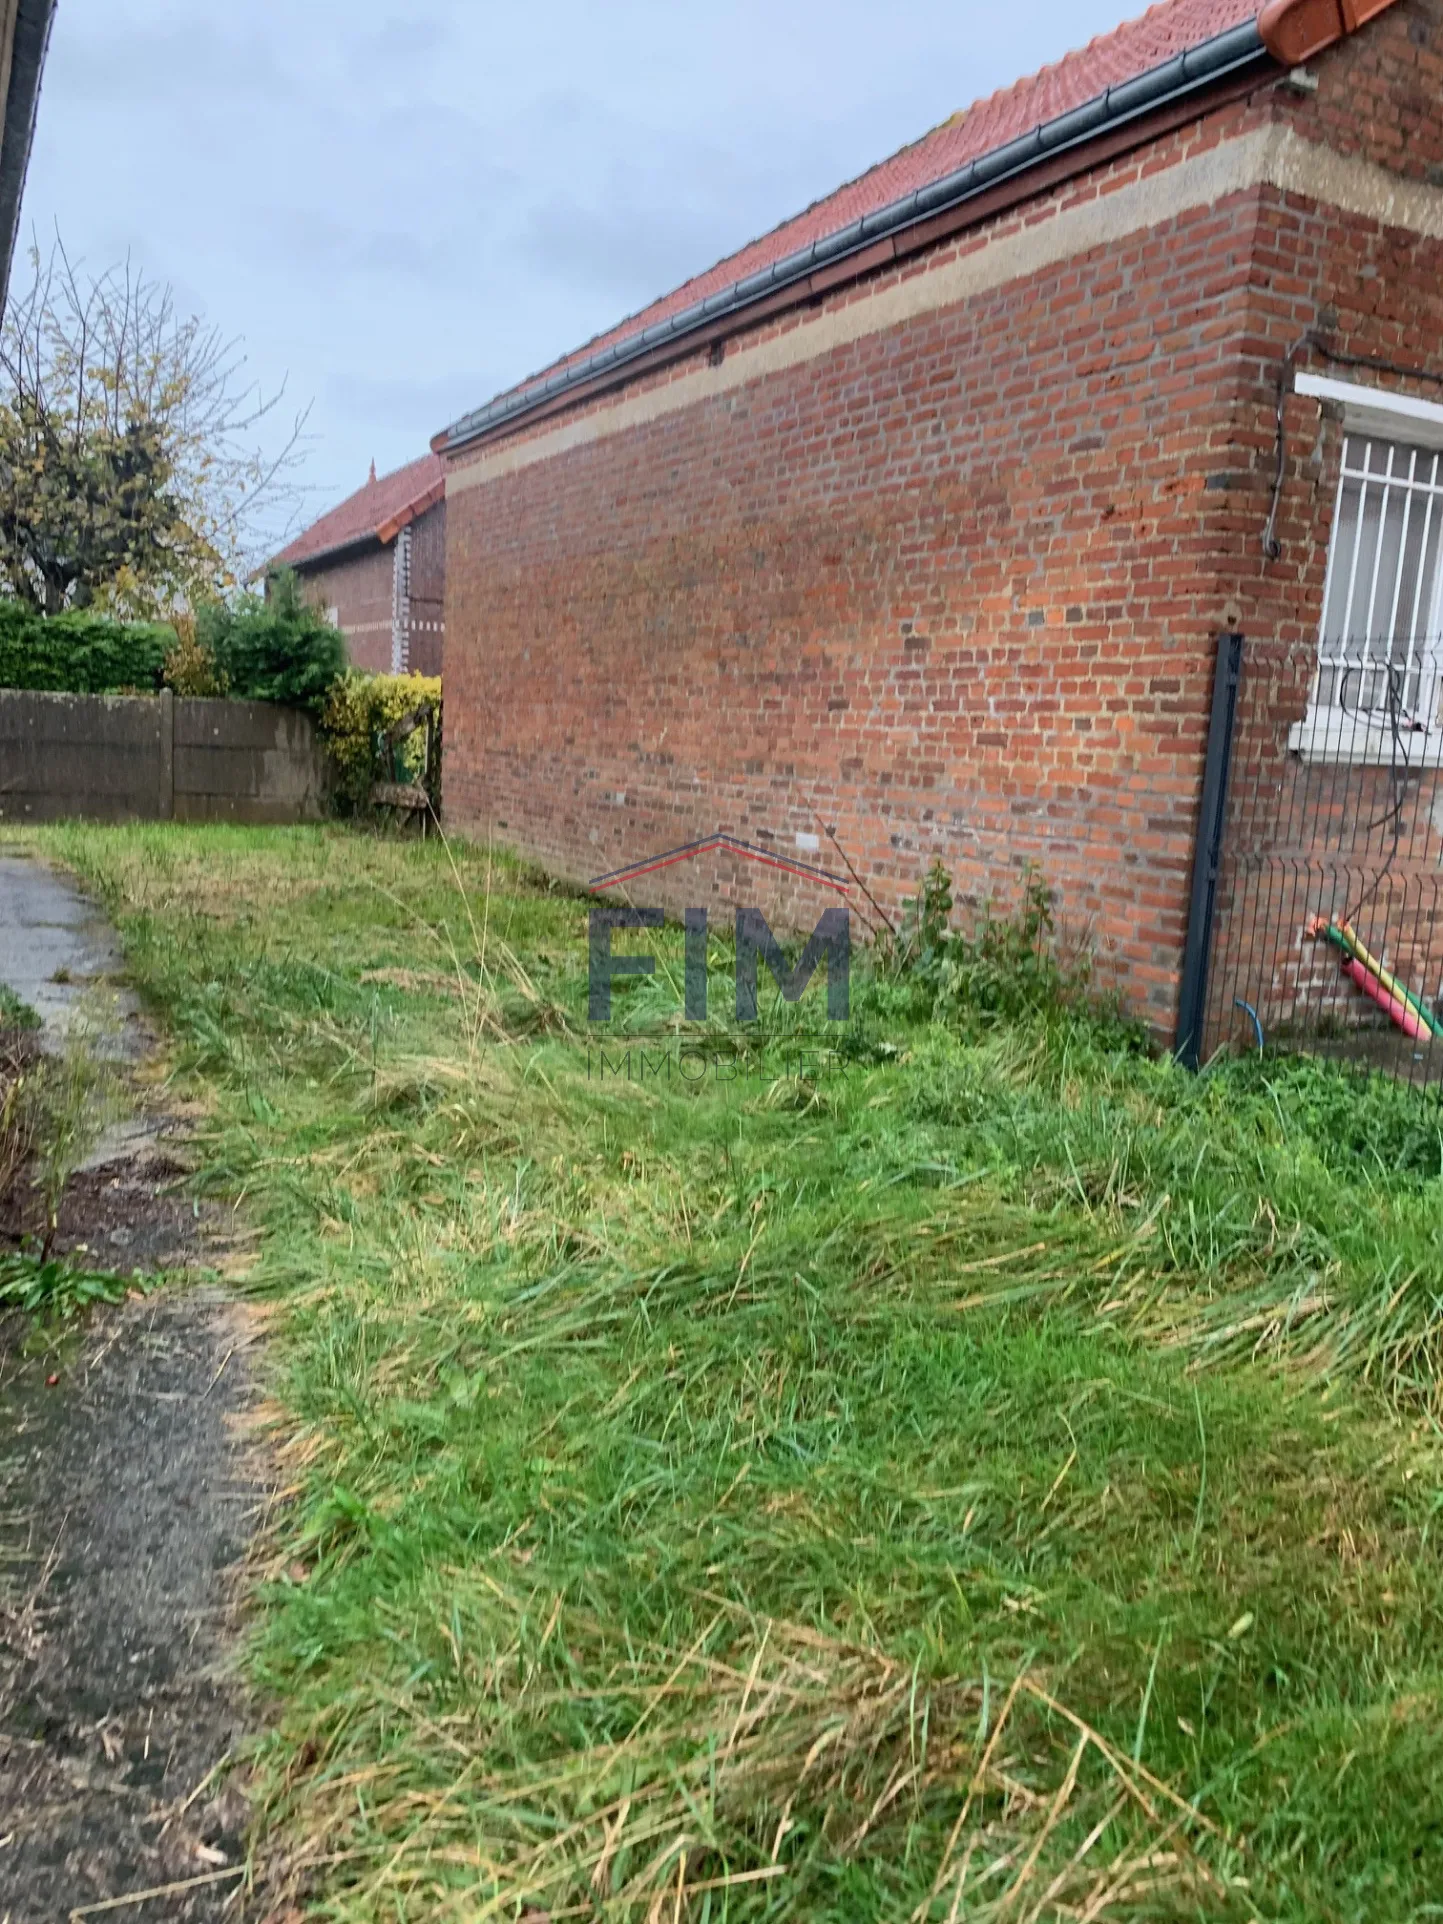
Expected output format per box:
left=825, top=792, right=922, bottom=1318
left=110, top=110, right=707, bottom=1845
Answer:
left=0, top=0, right=55, bottom=313
left=442, top=16, right=1271, bottom=456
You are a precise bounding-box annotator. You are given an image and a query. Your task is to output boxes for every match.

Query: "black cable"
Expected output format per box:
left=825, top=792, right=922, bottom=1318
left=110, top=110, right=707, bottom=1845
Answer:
left=1338, top=657, right=1413, bottom=932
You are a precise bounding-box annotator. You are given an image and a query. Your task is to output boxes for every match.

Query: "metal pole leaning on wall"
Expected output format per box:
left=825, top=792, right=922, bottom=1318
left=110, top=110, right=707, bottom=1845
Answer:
left=1175, top=632, right=1244, bottom=1071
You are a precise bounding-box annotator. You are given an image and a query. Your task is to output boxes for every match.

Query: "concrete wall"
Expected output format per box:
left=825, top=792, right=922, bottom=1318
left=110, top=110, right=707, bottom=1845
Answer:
left=0, top=689, right=329, bottom=824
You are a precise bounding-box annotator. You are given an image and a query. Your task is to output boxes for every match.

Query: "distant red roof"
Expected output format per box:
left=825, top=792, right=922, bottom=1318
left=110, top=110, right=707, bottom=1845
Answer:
left=455, top=0, right=1261, bottom=436
left=272, top=452, right=445, bottom=571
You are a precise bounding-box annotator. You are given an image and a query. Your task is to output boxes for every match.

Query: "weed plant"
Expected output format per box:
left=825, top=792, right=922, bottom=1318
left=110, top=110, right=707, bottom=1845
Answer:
left=0, top=1249, right=129, bottom=1316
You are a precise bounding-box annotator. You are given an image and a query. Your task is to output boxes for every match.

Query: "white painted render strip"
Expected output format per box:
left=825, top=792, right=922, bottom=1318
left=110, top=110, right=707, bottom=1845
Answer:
left=449, top=126, right=1443, bottom=498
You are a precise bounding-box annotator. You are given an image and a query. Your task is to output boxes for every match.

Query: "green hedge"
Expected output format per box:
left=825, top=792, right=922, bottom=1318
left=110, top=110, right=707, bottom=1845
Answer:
left=0, top=602, right=174, bottom=694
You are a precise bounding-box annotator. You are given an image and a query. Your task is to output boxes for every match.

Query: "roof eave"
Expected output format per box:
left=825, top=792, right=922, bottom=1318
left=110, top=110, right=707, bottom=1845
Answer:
left=0, top=0, right=56, bottom=313
left=439, top=17, right=1272, bottom=458
left=269, top=529, right=387, bottom=576
left=440, top=0, right=1406, bottom=462
left=269, top=478, right=445, bottom=575
left=376, top=476, right=445, bottom=545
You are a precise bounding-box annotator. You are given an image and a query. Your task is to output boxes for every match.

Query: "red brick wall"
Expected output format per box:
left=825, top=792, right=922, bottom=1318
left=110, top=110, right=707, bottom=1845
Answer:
left=294, top=506, right=447, bottom=679
left=1277, top=0, right=1443, bottom=180
left=442, top=1, right=1443, bottom=1036
left=297, top=543, right=394, bottom=674
left=407, top=500, right=446, bottom=679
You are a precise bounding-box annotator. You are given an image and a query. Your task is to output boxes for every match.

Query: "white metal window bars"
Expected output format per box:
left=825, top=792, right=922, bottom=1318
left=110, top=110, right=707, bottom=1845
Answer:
left=1294, top=434, right=1443, bottom=763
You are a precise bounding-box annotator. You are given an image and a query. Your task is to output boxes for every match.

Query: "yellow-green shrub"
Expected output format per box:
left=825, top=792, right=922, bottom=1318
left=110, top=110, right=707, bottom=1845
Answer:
left=320, top=671, right=441, bottom=816
left=162, top=611, right=229, bottom=697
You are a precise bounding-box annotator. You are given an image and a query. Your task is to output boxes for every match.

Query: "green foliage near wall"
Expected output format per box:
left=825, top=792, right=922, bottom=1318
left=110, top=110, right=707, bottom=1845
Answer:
left=321, top=671, right=442, bottom=816
left=197, top=570, right=345, bottom=713
left=0, top=601, right=173, bottom=694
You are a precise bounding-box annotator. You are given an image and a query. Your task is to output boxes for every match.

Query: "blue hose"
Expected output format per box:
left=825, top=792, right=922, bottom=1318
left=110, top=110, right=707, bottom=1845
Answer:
left=1234, top=998, right=1264, bottom=1055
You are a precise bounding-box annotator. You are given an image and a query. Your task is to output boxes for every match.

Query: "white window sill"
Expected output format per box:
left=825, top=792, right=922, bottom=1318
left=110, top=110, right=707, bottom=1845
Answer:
left=1288, top=715, right=1443, bottom=766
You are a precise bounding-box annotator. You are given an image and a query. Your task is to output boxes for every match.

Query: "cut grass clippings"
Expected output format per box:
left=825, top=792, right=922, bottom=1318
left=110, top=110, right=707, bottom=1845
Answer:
left=14, top=819, right=1443, bottom=1922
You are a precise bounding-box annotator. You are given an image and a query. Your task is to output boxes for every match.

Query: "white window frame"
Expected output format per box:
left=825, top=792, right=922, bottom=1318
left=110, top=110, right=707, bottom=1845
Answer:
left=1289, top=372, right=1443, bottom=766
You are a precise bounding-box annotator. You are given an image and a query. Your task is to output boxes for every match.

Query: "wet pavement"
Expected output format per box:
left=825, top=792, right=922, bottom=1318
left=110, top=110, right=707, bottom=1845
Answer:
left=0, top=851, right=145, bottom=1059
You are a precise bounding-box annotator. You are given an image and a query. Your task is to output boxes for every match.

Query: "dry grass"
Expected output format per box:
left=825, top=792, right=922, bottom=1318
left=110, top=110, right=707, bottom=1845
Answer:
left=265, top=1604, right=1238, bottom=1923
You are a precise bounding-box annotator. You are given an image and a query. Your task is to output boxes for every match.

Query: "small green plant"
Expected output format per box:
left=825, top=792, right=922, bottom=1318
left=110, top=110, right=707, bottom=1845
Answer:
left=0, top=983, right=39, bottom=1031
left=0, top=1250, right=129, bottom=1317
left=895, top=856, right=955, bottom=974
left=895, top=859, right=1098, bottom=1026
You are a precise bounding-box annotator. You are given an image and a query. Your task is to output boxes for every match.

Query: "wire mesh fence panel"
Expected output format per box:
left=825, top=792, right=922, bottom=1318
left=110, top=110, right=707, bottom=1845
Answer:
left=1202, top=633, right=1443, bottom=1089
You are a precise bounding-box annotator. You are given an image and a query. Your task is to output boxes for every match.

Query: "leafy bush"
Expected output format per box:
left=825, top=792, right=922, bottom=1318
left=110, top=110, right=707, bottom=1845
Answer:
left=320, top=671, right=441, bottom=816
left=896, top=861, right=1066, bottom=1017
left=198, top=569, right=345, bottom=712
left=0, top=599, right=172, bottom=693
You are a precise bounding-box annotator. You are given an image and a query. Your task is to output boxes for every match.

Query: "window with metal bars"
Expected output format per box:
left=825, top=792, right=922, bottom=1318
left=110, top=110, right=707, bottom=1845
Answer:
left=1291, top=433, right=1443, bottom=762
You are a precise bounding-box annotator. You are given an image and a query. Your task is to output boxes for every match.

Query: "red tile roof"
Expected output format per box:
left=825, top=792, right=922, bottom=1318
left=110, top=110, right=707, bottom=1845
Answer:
left=272, top=452, right=445, bottom=571
left=474, top=0, right=1260, bottom=425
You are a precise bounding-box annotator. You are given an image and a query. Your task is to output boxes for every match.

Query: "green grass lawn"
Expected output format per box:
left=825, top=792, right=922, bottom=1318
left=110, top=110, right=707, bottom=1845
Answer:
left=16, top=822, right=1443, bottom=1922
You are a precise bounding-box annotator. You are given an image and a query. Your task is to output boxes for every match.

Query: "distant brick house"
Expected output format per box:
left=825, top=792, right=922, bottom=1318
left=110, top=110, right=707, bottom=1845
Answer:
left=270, top=454, right=446, bottom=677
left=436, top=0, right=1443, bottom=1049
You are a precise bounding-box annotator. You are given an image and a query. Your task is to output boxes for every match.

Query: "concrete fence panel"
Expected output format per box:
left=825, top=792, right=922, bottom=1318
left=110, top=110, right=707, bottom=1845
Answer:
left=0, top=689, right=329, bottom=825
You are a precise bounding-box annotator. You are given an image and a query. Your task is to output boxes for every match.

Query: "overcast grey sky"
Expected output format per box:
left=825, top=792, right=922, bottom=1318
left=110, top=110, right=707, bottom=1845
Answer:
left=20, top=0, right=1128, bottom=546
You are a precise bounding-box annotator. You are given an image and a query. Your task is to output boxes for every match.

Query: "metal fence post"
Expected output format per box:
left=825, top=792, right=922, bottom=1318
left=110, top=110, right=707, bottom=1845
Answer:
left=1175, top=632, right=1243, bottom=1071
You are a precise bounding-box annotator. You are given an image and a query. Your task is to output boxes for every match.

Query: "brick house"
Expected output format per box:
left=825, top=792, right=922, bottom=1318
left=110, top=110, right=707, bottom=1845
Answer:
left=270, top=453, right=446, bottom=677
left=436, top=0, right=1443, bottom=1054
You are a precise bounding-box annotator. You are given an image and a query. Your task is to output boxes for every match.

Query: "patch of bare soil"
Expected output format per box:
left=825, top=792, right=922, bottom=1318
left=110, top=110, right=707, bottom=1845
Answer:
left=0, top=1021, right=218, bottom=1373
left=1, top=1144, right=208, bottom=1281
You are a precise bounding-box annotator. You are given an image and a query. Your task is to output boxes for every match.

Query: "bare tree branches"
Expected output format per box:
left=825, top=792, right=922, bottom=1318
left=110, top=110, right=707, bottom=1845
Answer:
left=0, top=234, right=310, bottom=615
